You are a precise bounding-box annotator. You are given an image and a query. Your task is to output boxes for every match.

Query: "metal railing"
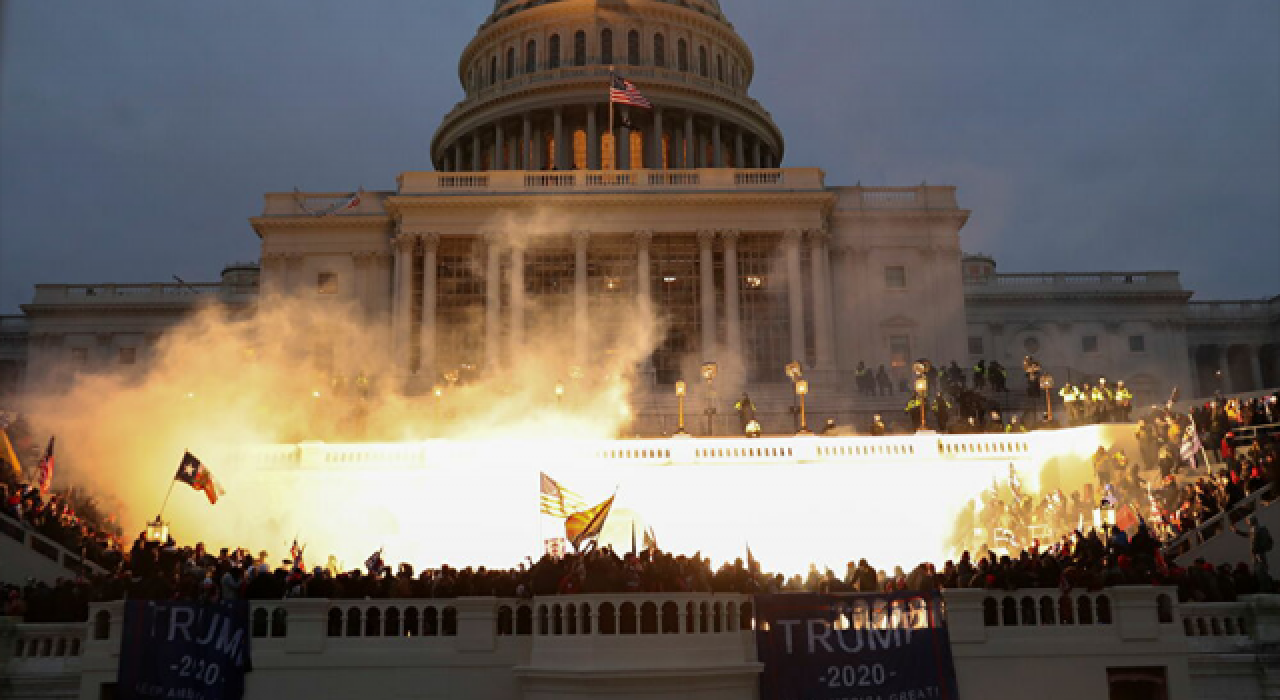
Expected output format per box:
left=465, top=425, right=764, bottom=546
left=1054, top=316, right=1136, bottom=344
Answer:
left=1162, top=482, right=1274, bottom=559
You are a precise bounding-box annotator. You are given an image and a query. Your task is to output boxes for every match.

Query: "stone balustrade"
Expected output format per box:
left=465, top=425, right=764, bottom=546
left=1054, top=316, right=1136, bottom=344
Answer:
left=28, top=283, right=224, bottom=304
left=965, top=271, right=1184, bottom=292
left=395, top=167, right=825, bottom=195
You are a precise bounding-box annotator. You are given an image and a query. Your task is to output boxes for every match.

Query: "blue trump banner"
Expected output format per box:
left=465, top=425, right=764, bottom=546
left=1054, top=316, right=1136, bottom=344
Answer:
left=118, top=600, right=253, bottom=700
left=755, top=591, right=959, bottom=700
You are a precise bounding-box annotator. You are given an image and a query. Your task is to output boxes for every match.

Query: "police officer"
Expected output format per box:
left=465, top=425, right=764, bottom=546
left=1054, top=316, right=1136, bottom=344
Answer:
left=1115, top=381, right=1134, bottom=422
left=1098, top=378, right=1115, bottom=423
left=905, top=395, right=926, bottom=431
left=973, top=359, right=987, bottom=390
left=1059, top=383, right=1081, bottom=426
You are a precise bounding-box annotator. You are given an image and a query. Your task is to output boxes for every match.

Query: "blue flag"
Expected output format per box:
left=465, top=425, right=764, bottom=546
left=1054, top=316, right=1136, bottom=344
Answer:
left=118, top=600, right=252, bottom=700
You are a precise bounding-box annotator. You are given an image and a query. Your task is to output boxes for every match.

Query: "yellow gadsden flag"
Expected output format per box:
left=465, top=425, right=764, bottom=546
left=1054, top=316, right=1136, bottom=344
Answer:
left=564, top=494, right=616, bottom=551
left=0, top=426, right=22, bottom=478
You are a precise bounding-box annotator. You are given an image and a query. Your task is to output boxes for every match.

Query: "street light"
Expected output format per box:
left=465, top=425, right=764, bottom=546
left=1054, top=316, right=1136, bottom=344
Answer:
left=913, top=377, right=929, bottom=430
left=145, top=516, right=169, bottom=544
left=674, top=380, right=688, bottom=435
left=795, top=379, right=811, bottom=434
left=1040, top=373, right=1055, bottom=423
left=555, top=381, right=565, bottom=405
left=701, top=362, right=718, bottom=435
left=785, top=361, right=804, bottom=431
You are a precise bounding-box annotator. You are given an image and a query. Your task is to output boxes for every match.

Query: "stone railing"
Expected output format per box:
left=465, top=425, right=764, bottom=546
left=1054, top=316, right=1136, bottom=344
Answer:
left=0, top=511, right=106, bottom=579
left=1187, top=299, right=1278, bottom=320
left=5, top=621, right=84, bottom=676
left=28, top=283, right=226, bottom=305
left=393, top=167, right=825, bottom=195
left=222, top=431, right=1056, bottom=472
left=964, top=271, right=1183, bottom=292
left=1179, top=601, right=1254, bottom=653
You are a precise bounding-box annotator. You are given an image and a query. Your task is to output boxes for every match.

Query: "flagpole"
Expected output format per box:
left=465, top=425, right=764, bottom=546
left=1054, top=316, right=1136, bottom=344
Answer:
left=608, top=69, right=614, bottom=169
left=157, top=478, right=177, bottom=521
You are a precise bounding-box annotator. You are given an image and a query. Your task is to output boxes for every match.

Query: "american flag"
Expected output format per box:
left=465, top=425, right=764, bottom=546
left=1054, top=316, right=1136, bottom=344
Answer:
left=540, top=471, right=587, bottom=518
left=36, top=437, right=55, bottom=494
left=610, top=73, right=652, bottom=109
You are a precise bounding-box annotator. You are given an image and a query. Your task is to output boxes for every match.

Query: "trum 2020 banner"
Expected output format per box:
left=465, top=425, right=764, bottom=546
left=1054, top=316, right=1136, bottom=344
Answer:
left=117, top=600, right=253, bottom=700
left=754, top=591, right=960, bottom=700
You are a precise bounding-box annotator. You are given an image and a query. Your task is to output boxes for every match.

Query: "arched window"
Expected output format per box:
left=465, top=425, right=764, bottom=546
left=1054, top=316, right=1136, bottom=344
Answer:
left=505, top=47, right=515, bottom=79
left=627, top=29, right=640, bottom=66
left=716, top=54, right=724, bottom=82
left=489, top=55, right=497, bottom=86
left=601, top=29, right=613, bottom=64
left=525, top=39, right=537, bottom=73
left=573, top=30, right=586, bottom=66
left=698, top=46, right=708, bottom=77
left=548, top=34, right=561, bottom=69
left=677, top=39, right=689, bottom=71
left=653, top=34, right=666, bottom=67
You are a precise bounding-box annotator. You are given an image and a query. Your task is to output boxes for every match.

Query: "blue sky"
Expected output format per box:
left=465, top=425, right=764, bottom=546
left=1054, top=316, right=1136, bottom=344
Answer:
left=1, top=0, right=1277, bottom=311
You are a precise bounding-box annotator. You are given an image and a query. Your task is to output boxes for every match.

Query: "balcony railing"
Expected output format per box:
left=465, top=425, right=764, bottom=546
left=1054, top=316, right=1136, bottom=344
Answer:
left=964, top=271, right=1183, bottom=292
left=393, top=167, right=823, bottom=196
left=27, top=283, right=256, bottom=305
left=1187, top=299, right=1278, bottom=319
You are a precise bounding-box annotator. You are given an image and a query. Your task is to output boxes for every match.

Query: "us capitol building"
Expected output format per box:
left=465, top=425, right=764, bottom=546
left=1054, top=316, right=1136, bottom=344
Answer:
left=1, top=0, right=1276, bottom=420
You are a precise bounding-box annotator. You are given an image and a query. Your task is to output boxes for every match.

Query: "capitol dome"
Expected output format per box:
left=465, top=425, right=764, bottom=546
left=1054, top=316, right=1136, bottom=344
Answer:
left=432, top=0, right=784, bottom=172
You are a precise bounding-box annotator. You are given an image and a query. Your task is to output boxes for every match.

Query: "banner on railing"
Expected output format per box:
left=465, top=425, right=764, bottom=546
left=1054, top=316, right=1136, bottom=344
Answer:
left=118, top=600, right=253, bottom=700
left=754, top=591, right=959, bottom=700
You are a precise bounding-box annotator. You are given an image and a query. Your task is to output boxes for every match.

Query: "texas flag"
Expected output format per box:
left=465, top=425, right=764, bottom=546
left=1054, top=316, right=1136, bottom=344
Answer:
left=174, top=451, right=224, bottom=505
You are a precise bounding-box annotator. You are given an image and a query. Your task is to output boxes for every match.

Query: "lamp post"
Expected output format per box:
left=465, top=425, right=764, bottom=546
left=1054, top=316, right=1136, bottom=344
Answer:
left=913, top=377, right=929, bottom=431
left=554, top=380, right=565, bottom=405
left=701, top=362, right=717, bottom=435
left=432, top=384, right=443, bottom=426
left=674, top=380, right=688, bottom=435
left=145, top=516, right=169, bottom=544
left=1040, top=373, right=1055, bottom=424
left=795, top=379, right=811, bottom=435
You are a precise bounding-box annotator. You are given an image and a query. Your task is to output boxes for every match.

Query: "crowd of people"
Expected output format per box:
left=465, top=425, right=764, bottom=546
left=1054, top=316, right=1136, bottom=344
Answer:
left=3, top=391, right=1277, bottom=625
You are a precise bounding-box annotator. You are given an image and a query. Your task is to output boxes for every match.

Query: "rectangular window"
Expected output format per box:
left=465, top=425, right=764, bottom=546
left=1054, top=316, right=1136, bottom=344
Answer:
left=118, top=347, right=136, bottom=365
left=1082, top=335, right=1099, bottom=353
left=884, top=266, right=906, bottom=289
left=968, top=336, right=984, bottom=355
left=1129, top=335, right=1145, bottom=353
left=317, top=272, right=337, bottom=294
left=889, top=335, right=911, bottom=368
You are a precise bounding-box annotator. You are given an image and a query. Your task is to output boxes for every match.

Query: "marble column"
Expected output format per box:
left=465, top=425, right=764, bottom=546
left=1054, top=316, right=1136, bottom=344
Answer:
left=393, top=233, right=418, bottom=373
left=509, top=243, right=526, bottom=360
left=586, top=104, right=600, bottom=170
left=711, top=119, right=722, bottom=167
left=783, top=228, right=806, bottom=364
left=809, top=229, right=835, bottom=369
left=751, top=138, right=761, bottom=168
left=617, top=107, right=631, bottom=170
left=419, top=233, right=439, bottom=378
left=734, top=129, right=745, bottom=169
left=471, top=130, right=482, bottom=171
left=684, top=113, right=695, bottom=167
left=532, top=125, right=543, bottom=170
left=573, top=230, right=589, bottom=366
left=673, top=127, right=685, bottom=168
left=453, top=142, right=463, bottom=172
left=494, top=122, right=505, bottom=171
left=485, top=236, right=502, bottom=371
left=553, top=107, right=566, bottom=170
left=698, top=229, right=717, bottom=360
left=722, top=230, right=742, bottom=363
left=522, top=113, right=533, bottom=170
left=635, top=230, right=652, bottom=312
left=651, top=107, right=664, bottom=168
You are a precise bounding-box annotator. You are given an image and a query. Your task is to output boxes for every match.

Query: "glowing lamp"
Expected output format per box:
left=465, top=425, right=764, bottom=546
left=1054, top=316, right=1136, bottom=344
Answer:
left=914, top=378, right=928, bottom=394
left=795, top=379, right=809, bottom=396
left=675, top=380, right=686, bottom=397
left=673, top=380, right=688, bottom=435
left=432, top=385, right=443, bottom=398
left=785, top=361, right=803, bottom=382
left=145, top=516, right=169, bottom=544
left=701, top=362, right=718, bottom=382
left=1040, top=374, right=1054, bottom=390
left=554, top=381, right=565, bottom=402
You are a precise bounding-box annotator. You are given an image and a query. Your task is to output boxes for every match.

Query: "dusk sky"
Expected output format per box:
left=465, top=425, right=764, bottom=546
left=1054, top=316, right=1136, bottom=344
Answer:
left=1, top=0, right=1277, bottom=313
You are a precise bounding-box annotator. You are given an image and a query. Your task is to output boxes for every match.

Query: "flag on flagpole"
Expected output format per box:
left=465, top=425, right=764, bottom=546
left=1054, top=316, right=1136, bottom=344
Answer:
left=565, top=494, right=616, bottom=551
left=609, top=73, right=652, bottom=109
left=290, top=538, right=306, bottom=571
left=36, top=437, right=55, bottom=494
left=174, top=451, right=224, bottom=505
left=1179, top=426, right=1202, bottom=466
left=0, top=425, right=22, bottom=478
left=540, top=471, right=588, bottom=518
left=365, top=547, right=384, bottom=574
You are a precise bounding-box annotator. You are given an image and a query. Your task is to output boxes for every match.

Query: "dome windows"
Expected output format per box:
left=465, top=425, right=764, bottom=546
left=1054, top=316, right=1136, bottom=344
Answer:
left=525, top=39, right=537, bottom=73
left=505, top=47, right=515, bottom=79
left=653, top=34, right=666, bottom=68
left=677, top=39, right=688, bottom=71
left=601, top=29, right=613, bottom=65
left=573, top=30, right=586, bottom=66
left=698, top=46, right=708, bottom=77
left=489, top=55, right=498, bottom=85
left=627, top=30, right=640, bottom=66
left=548, top=33, right=561, bottom=69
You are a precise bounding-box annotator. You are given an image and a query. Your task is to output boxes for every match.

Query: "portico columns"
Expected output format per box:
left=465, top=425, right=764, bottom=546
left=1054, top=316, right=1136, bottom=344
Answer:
left=617, top=107, right=631, bottom=170
left=751, top=139, right=761, bottom=168
left=522, top=114, right=533, bottom=169
left=485, top=235, right=502, bottom=371
left=712, top=119, right=722, bottom=167
left=809, top=229, right=835, bottom=370
left=494, top=123, right=505, bottom=170
left=684, top=113, right=695, bottom=167
left=651, top=107, right=664, bottom=168
left=553, top=107, right=566, bottom=170
left=509, top=243, right=526, bottom=361
left=783, top=229, right=806, bottom=364
left=586, top=105, right=600, bottom=170
left=392, top=233, right=417, bottom=373
left=472, top=131, right=482, bottom=171
left=635, top=230, right=653, bottom=312
left=722, top=230, right=742, bottom=363
left=698, top=229, right=717, bottom=359
left=734, top=129, right=745, bottom=169
left=573, top=230, right=589, bottom=366
left=454, top=143, right=464, bottom=172
left=673, top=127, right=685, bottom=168
left=419, top=233, right=439, bottom=378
